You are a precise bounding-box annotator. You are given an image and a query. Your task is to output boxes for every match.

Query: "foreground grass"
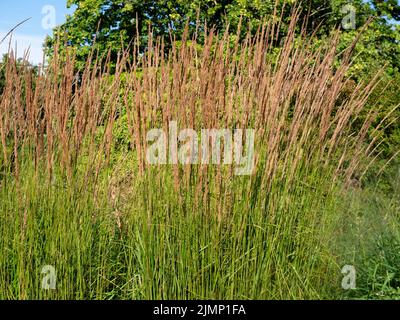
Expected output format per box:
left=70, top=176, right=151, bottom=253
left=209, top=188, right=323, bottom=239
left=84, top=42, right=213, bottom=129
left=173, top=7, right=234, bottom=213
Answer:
left=1, top=156, right=398, bottom=299
left=0, top=151, right=342, bottom=299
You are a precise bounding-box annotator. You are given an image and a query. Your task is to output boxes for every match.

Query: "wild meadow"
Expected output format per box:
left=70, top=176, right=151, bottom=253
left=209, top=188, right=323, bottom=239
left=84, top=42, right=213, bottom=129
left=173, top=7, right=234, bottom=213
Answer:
left=0, top=9, right=399, bottom=300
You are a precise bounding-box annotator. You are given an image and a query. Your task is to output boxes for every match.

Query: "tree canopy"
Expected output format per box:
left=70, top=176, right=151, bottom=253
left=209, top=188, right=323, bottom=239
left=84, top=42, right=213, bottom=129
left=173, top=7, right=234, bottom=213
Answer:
left=45, top=0, right=400, bottom=77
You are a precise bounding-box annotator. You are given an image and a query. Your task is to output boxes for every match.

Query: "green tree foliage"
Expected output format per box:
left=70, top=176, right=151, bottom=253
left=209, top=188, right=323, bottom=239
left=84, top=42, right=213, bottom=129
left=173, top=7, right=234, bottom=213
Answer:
left=372, top=0, right=400, bottom=19
left=45, top=0, right=292, bottom=67
left=46, top=1, right=399, bottom=72
left=0, top=62, right=5, bottom=94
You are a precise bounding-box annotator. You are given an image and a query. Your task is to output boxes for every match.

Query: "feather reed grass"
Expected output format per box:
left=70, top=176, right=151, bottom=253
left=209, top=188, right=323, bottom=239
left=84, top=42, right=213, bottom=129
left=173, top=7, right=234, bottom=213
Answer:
left=0, top=10, right=390, bottom=299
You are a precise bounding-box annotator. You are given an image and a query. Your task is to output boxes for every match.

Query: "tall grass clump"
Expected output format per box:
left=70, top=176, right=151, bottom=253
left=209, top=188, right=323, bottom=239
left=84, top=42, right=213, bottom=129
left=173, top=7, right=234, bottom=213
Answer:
left=0, top=10, right=391, bottom=299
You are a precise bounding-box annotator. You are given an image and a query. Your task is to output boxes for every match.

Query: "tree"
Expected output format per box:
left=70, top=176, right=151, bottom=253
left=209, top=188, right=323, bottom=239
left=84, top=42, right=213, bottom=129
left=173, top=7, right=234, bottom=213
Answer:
left=46, top=0, right=228, bottom=68
left=45, top=0, right=292, bottom=69
left=372, top=0, right=400, bottom=19
left=46, top=1, right=399, bottom=66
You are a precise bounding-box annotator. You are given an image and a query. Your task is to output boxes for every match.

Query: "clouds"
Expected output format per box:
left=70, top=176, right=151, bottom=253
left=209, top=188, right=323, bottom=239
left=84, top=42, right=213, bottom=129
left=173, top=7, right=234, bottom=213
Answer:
left=0, top=31, right=46, bottom=65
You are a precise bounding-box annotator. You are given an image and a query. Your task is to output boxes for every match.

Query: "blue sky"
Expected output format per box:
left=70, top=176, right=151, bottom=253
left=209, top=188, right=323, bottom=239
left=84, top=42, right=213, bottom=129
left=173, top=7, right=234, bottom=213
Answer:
left=0, top=0, right=75, bottom=64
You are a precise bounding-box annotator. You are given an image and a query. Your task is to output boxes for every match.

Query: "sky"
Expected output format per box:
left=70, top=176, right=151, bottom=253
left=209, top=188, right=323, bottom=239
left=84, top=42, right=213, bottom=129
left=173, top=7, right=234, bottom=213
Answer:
left=0, top=0, right=75, bottom=64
